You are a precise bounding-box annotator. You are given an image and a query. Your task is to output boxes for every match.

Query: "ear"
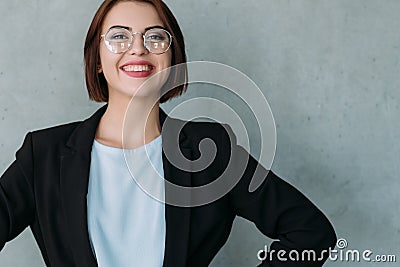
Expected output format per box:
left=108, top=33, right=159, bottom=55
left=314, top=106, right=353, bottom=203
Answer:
left=97, top=65, right=103, bottom=73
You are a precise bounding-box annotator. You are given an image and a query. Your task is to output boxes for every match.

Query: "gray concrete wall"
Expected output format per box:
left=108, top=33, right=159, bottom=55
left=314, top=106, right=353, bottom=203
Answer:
left=1, top=0, right=399, bottom=266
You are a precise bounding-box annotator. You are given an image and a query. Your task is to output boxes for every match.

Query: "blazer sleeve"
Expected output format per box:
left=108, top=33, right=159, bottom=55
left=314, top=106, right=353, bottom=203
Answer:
left=224, top=124, right=337, bottom=266
left=0, top=132, right=36, bottom=251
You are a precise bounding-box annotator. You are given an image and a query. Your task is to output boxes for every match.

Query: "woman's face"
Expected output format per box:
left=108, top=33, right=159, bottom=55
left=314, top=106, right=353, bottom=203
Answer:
left=99, top=1, right=172, bottom=100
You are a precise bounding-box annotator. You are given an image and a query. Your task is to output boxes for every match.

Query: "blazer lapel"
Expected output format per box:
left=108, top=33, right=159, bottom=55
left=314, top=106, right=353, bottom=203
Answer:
left=162, top=147, right=192, bottom=267
left=59, top=105, right=106, bottom=266
left=59, top=151, right=98, bottom=266
left=160, top=111, right=192, bottom=267
left=59, top=104, right=192, bottom=267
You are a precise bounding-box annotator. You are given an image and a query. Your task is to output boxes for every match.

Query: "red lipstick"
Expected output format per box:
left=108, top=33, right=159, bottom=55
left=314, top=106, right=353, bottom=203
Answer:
left=120, top=60, right=155, bottom=78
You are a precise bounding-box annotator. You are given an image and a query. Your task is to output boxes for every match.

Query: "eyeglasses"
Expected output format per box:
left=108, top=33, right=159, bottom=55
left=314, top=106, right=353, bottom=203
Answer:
left=101, top=27, right=173, bottom=55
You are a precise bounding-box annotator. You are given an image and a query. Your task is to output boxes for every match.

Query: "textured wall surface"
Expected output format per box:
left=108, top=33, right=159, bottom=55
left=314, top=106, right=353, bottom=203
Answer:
left=1, top=0, right=399, bottom=266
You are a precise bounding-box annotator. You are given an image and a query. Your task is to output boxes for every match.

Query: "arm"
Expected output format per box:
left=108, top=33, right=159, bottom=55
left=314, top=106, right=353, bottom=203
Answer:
left=0, top=132, right=35, bottom=251
left=224, top=126, right=337, bottom=266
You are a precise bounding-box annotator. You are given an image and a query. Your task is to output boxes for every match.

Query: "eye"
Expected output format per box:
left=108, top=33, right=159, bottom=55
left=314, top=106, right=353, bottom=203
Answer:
left=105, top=28, right=131, bottom=41
left=110, top=33, right=130, bottom=40
left=147, top=33, right=166, bottom=41
left=146, top=29, right=170, bottom=42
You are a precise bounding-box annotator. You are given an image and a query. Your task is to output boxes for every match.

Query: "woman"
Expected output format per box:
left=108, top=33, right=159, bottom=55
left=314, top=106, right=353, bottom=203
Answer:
left=0, top=0, right=336, bottom=266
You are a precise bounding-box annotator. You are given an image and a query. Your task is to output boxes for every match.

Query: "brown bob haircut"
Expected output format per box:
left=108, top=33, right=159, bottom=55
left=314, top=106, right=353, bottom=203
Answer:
left=84, top=0, right=188, bottom=103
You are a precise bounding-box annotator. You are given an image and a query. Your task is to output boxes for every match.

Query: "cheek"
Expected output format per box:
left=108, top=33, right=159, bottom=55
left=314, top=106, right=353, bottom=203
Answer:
left=99, top=45, right=110, bottom=68
left=167, top=51, right=172, bottom=66
left=99, top=48, right=121, bottom=75
left=160, top=51, right=172, bottom=68
left=159, top=53, right=172, bottom=84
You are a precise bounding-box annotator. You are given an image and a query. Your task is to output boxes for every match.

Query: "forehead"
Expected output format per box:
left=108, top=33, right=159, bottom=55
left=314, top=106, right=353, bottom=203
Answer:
left=102, top=1, right=164, bottom=31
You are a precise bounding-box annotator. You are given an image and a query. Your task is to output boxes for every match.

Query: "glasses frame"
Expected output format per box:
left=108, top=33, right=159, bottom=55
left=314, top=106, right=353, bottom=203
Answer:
left=100, top=27, right=173, bottom=55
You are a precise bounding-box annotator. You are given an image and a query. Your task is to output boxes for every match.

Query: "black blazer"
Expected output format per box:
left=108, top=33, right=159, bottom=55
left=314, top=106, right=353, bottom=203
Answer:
left=0, top=104, right=336, bottom=267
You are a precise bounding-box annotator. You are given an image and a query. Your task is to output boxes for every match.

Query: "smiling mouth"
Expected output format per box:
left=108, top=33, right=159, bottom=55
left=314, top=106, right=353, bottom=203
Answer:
left=121, top=65, right=154, bottom=72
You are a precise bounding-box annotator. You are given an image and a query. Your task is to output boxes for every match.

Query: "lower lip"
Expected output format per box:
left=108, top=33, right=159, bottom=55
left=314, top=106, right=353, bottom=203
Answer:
left=121, top=68, right=155, bottom=78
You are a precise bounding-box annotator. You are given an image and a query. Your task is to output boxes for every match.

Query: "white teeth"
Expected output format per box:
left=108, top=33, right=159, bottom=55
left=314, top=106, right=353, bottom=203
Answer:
left=122, top=65, right=153, bottom=72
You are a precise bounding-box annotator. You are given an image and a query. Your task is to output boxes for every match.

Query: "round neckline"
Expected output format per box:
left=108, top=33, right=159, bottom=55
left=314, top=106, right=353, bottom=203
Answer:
left=93, top=134, right=162, bottom=152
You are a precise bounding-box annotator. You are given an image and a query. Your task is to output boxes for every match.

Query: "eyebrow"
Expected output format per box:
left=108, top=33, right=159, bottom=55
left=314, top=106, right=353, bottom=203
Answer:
left=109, top=25, right=167, bottom=31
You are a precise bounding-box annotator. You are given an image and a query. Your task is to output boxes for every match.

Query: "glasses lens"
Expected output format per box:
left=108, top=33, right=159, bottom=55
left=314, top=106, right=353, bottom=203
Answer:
left=144, top=29, right=172, bottom=54
left=104, top=28, right=132, bottom=53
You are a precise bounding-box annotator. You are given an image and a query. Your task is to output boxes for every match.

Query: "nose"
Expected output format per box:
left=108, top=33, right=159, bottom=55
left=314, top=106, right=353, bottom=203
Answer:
left=127, top=32, right=148, bottom=55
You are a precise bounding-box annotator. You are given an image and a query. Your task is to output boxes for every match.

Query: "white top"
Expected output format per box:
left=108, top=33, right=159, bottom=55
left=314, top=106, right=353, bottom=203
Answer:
left=87, top=135, right=165, bottom=267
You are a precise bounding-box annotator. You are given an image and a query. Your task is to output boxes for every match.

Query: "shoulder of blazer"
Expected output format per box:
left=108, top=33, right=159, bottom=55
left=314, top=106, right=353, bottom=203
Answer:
left=178, top=120, right=238, bottom=162
left=26, top=104, right=107, bottom=155
left=28, top=120, right=83, bottom=150
left=183, top=120, right=237, bottom=146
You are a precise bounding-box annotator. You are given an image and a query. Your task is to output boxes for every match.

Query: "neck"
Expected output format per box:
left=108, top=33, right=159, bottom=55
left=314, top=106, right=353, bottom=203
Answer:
left=95, top=91, right=161, bottom=149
